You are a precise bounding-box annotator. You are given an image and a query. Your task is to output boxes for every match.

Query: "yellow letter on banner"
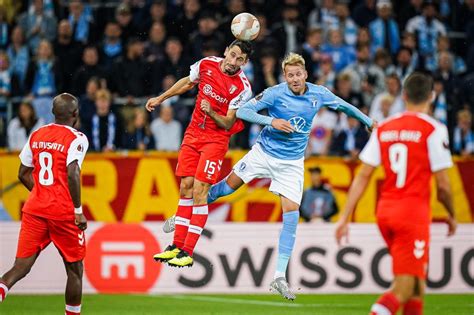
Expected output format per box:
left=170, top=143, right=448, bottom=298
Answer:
left=123, top=158, right=179, bottom=222
left=81, top=160, right=118, bottom=222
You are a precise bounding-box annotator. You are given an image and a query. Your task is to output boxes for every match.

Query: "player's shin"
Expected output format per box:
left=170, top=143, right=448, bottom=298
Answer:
left=182, top=204, right=208, bottom=256
left=274, top=210, right=299, bottom=279
left=207, top=178, right=235, bottom=204
left=173, top=198, right=194, bottom=248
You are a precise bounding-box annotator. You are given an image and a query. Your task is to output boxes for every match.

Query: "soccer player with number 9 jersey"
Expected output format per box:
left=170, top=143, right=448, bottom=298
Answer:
left=0, top=94, right=89, bottom=315
left=336, top=73, right=457, bottom=315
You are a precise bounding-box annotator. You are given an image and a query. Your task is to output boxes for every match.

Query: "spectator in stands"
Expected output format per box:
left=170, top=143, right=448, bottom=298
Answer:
left=68, top=0, right=95, bottom=45
left=406, top=1, right=446, bottom=59
left=342, top=42, right=385, bottom=96
left=426, top=36, right=467, bottom=75
left=253, top=49, right=280, bottom=94
left=140, top=0, right=172, bottom=39
left=329, top=116, right=369, bottom=159
left=434, top=51, right=461, bottom=109
left=99, top=22, right=123, bottom=70
left=316, top=54, right=336, bottom=91
left=7, top=100, right=43, bottom=151
left=218, top=0, right=247, bottom=44
left=355, top=27, right=371, bottom=47
left=300, top=166, right=338, bottom=222
left=453, top=109, right=473, bottom=156
left=144, top=22, right=166, bottom=63
left=373, top=48, right=394, bottom=75
left=72, top=46, right=105, bottom=96
left=252, top=13, right=278, bottom=62
left=335, top=72, right=365, bottom=110
left=175, top=0, right=201, bottom=41
left=17, top=0, right=57, bottom=53
left=271, top=4, right=306, bottom=57
left=115, top=3, right=138, bottom=44
left=308, top=0, right=337, bottom=30
left=370, top=73, right=404, bottom=119
left=401, top=31, right=420, bottom=69
left=399, top=0, right=424, bottom=30
left=150, top=105, right=182, bottom=151
left=322, top=28, right=356, bottom=73
left=79, top=76, right=101, bottom=130
left=0, top=6, right=9, bottom=49
left=0, top=52, right=13, bottom=99
left=162, top=37, right=189, bottom=80
left=371, top=92, right=393, bottom=122
left=188, top=12, right=224, bottom=60
left=53, top=20, right=83, bottom=92
left=352, top=0, right=377, bottom=28
left=369, top=0, right=400, bottom=57
left=110, top=38, right=150, bottom=97
left=123, top=107, right=153, bottom=151
left=302, top=27, right=324, bottom=81
left=431, top=75, right=448, bottom=126
left=334, top=1, right=358, bottom=46
left=393, top=46, right=415, bottom=82
left=308, top=107, right=337, bottom=156
left=85, top=89, right=121, bottom=152
left=7, top=26, right=29, bottom=93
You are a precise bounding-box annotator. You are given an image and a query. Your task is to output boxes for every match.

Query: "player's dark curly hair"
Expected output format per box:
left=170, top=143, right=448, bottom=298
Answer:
left=229, top=39, right=253, bottom=59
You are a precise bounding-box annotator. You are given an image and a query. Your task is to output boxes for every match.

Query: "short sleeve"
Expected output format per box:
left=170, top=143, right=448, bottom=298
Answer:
left=427, top=124, right=453, bottom=172
left=67, top=135, right=89, bottom=169
left=229, top=84, right=252, bottom=110
left=189, top=60, right=201, bottom=83
left=19, top=138, right=33, bottom=167
left=359, top=130, right=381, bottom=166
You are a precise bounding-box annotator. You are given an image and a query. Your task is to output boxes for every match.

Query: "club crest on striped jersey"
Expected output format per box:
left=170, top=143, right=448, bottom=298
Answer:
left=229, top=85, right=237, bottom=94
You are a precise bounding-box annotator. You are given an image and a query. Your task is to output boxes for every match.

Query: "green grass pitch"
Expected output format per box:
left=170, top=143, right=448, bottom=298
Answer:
left=1, top=294, right=473, bottom=314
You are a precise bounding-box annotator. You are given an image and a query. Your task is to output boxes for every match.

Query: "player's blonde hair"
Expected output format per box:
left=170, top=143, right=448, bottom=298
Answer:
left=281, top=53, right=305, bottom=72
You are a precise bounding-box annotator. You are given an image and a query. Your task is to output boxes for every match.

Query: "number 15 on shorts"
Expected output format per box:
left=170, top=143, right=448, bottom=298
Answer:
left=204, top=159, right=223, bottom=180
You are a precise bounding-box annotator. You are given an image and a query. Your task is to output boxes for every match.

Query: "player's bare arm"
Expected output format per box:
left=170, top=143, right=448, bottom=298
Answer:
left=145, top=76, right=196, bottom=112
left=335, top=163, right=376, bottom=245
left=434, top=169, right=457, bottom=236
left=68, top=161, right=87, bottom=231
left=201, top=99, right=238, bottom=130
left=18, top=164, right=34, bottom=191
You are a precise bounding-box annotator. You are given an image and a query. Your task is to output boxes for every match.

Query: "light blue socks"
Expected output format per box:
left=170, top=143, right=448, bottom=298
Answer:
left=207, top=178, right=235, bottom=204
left=275, top=210, right=299, bottom=279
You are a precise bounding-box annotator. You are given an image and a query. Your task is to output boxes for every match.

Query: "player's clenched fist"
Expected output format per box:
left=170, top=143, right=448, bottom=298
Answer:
left=200, top=99, right=213, bottom=114
left=368, top=119, right=378, bottom=132
left=75, top=213, right=88, bottom=231
left=271, top=118, right=294, bottom=133
left=145, top=96, right=163, bottom=112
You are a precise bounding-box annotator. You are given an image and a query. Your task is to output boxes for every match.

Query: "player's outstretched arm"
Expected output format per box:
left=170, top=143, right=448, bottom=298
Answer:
left=335, top=163, right=375, bottom=245
left=68, top=161, right=87, bottom=231
left=237, top=98, right=294, bottom=133
left=18, top=164, right=34, bottom=191
left=434, top=169, right=457, bottom=236
left=145, top=76, right=196, bottom=112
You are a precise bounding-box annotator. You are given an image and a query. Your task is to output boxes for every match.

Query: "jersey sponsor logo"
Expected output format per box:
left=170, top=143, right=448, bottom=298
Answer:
left=203, top=84, right=228, bottom=104
left=206, top=69, right=212, bottom=76
left=312, top=99, right=318, bottom=107
left=289, top=117, right=307, bottom=133
left=77, top=144, right=84, bottom=152
left=229, top=85, right=237, bottom=94
left=85, top=224, right=161, bottom=293
left=413, top=239, right=426, bottom=259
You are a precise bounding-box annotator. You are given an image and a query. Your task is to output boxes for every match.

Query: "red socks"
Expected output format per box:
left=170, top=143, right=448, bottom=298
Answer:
left=0, top=282, right=8, bottom=302
left=173, top=198, right=193, bottom=248
left=65, top=304, right=81, bottom=314
left=371, top=292, right=400, bottom=315
left=403, top=298, right=423, bottom=315
left=182, top=204, right=208, bottom=256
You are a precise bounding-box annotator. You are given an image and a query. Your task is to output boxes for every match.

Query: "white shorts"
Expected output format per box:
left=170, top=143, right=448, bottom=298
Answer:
left=233, top=144, right=304, bottom=205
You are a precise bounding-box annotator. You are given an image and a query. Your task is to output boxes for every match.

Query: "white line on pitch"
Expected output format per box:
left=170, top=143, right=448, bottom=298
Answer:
left=167, top=295, right=357, bottom=308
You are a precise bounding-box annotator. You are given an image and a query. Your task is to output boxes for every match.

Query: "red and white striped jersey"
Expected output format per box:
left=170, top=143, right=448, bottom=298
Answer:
left=188, top=56, right=252, bottom=140
left=359, top=112, right=453, bottom=221
left=19, top=124, right=89, bottom=220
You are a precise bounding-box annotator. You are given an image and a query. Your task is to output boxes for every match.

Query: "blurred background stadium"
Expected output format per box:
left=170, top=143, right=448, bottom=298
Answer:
left=0, top=0, right=473, bottom=314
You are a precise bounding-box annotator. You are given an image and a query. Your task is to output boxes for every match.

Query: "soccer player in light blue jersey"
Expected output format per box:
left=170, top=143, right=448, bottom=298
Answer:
left=164, top=53, right=376, bottom=300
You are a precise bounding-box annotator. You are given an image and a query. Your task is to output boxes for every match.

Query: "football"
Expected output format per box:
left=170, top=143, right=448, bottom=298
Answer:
left=231, top=13, right=260, bottom=41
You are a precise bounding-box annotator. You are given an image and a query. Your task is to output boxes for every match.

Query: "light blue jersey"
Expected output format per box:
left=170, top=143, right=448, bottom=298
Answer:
left=237, top=82, right=372, bottom=160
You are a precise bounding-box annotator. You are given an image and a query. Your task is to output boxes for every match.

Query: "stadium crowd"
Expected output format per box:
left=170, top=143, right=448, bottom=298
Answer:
left=0, top=0, right=472, bottom=157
